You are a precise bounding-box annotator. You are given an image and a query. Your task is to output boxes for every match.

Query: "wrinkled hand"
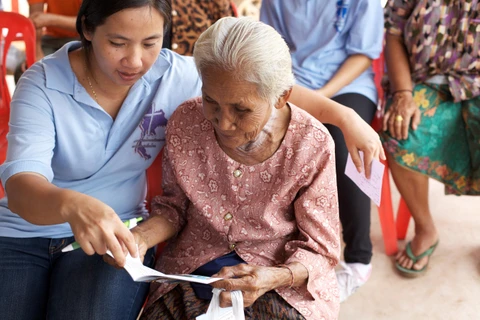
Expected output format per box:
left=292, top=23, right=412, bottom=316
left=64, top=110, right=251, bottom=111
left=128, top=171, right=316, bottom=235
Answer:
left=103, top=229, right=149, bottom=268
left=341, top=110, right=386, bottom=178
left=29, top=12, right=52, bottom=29
left=383, top=92, right=420, bottom=140
left=63, top=193, right=137, bottom=267
left=211, top=264, right=284, bottom=308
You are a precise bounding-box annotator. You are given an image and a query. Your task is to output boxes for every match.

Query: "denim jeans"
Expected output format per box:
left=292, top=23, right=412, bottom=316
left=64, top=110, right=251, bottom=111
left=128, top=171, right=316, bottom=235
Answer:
left=0, top=236, right=155, bottom=320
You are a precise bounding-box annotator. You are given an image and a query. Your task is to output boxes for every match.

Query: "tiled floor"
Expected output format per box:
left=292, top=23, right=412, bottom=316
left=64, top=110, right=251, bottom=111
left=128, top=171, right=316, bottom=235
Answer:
left=340, top=177, right=480, bottom=319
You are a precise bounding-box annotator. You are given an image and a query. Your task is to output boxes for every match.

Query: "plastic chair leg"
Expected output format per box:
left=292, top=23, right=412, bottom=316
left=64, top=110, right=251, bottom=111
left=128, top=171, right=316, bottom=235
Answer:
left=377, top=159, right=398, bottom=256
left=396, top=198, right=411, bottom=240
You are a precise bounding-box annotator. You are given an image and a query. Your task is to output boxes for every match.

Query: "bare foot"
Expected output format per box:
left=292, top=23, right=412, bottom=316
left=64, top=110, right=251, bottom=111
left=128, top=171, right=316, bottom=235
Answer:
left=396, top=228, right=438, bottom=271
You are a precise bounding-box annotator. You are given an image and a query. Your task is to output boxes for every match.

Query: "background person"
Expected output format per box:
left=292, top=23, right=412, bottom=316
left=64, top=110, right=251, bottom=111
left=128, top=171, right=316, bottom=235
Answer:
left=260, top=0, right=384, bottom=302
left=14, top=0, right=81, bottom=82
left=382, top=0, right=480, bottom=276
left=163, top=0, right=234, bottom=55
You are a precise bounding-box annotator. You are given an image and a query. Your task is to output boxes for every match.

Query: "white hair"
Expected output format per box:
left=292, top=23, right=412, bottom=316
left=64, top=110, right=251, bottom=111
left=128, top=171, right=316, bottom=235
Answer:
left=193, top=17, right=295, bottom=106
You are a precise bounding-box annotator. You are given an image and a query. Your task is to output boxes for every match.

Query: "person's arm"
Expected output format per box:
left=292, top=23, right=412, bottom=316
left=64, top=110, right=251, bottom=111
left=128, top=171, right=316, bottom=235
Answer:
left=6, top=173, right=137, bottom=265
left=382, top=33, right=420, bottom=140
left=317, top=54, right=372, bottom=98
left=28, top=2, right=45, bottom=60
left=289, top=85, right=385, bottom=177
left=1, top=70, right=136, bottom=266
left=29, top=12, right=77, bottom=32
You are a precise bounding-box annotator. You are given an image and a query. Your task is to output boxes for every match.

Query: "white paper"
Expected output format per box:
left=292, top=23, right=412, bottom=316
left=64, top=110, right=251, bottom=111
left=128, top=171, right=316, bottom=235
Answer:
left=106, top=250, right=222, bottom=284
left=344, top=151, right=385, bottom=206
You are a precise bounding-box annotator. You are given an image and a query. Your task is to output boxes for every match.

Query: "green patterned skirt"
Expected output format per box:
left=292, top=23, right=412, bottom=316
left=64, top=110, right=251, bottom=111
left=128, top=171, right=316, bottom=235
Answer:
left=381, top=83, right=480, bottom=195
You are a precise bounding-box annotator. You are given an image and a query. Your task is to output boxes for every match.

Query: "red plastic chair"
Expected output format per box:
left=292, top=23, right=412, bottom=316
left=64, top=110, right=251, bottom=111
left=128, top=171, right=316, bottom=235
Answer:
left=0, top=12, right=36, bottom=197
left=1, top=11, right=36, bottom=110
left=371, top=53, right=412, bottom=255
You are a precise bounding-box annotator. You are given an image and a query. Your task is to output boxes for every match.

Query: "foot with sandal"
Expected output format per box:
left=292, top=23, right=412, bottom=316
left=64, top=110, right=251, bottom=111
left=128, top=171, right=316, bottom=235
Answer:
left=395, top=226, right=439, bottom=277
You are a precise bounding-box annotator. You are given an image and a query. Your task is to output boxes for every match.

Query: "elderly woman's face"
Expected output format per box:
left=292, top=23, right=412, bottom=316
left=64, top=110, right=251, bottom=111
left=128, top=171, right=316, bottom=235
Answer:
left=201, top=68, right=274, bottom=149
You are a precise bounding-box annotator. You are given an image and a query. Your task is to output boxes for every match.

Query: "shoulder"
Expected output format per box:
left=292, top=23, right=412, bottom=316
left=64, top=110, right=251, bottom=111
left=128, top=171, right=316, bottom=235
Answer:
left=149, top=49, right=200, bottom=87
left=166, top=97, right=207, bottom=134
left=159, top=49, right=197, bottom=73
left=287, top=104, right=335, bottom=161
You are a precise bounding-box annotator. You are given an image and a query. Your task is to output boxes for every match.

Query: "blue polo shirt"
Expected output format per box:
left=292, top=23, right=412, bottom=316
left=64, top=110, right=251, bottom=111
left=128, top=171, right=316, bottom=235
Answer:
left=0, top=41, right=202, bottom=238
left=260, top=0, right=384, bottom=103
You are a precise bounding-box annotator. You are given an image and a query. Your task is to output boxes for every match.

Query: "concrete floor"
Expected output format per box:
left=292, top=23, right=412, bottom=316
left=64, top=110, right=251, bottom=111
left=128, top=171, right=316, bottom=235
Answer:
left=340, top=177, right=480, bottom=320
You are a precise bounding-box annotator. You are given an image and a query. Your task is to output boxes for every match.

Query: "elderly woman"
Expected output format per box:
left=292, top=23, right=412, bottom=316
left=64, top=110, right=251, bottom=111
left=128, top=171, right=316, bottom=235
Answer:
left=131, top=17, right=340, bottom=319
left=382, top=0, right=480, bottom=276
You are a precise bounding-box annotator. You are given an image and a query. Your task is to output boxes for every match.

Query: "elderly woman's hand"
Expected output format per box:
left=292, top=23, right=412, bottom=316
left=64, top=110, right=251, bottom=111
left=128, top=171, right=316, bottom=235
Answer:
left=383, top=91, right=421, bottom=140
left=340, top=109, right=386, bottom=178
left=211, top=264, right=293, bottom=308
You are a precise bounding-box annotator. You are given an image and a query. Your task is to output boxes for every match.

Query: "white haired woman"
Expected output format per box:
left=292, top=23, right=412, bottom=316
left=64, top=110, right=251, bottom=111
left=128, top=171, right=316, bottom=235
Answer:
left=129, top=17, right=341, bottom=319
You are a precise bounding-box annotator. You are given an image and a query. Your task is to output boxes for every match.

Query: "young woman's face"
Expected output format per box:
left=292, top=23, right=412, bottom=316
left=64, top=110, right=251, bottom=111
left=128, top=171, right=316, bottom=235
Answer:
left=201, top=68, right=275, bottom=150
left=84, top=6, right=164, bottom=86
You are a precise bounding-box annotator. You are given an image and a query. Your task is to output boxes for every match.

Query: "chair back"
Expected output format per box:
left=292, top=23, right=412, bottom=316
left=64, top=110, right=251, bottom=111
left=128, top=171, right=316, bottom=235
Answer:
left=1, top=11, right=36, bottom=110
left=0, top=12, right=35, bottom=197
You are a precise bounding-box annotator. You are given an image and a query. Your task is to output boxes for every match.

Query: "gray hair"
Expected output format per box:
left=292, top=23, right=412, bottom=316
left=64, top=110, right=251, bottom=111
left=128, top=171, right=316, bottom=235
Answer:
left=193, top=17, right=295, bottom=106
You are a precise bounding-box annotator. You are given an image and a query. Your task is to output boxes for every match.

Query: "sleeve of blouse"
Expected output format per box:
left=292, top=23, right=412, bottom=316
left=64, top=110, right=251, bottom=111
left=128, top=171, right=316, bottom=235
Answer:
left=345, top=0, right=384, bottom=58
left=0, top=66, right=56, bottom=190
left=150, top=140, right=189, bottom=234
left=384, top=0, right=417, bottom=36
left=284, top=128, right=341, bottom=299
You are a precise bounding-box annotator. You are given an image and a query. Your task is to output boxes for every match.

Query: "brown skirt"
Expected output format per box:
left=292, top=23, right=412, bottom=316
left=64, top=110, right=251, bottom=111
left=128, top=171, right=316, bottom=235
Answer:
left=141, top=282, right=305, bottom=320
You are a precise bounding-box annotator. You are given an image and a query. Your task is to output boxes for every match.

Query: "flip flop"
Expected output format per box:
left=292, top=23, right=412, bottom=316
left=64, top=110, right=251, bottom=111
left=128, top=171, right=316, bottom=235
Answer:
left=395, top=240, right=439, bottom=277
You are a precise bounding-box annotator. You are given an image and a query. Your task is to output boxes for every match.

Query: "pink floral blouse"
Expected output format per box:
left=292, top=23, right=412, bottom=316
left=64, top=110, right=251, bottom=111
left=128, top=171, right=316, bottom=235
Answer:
left=147, top=97, right=341, bottom=319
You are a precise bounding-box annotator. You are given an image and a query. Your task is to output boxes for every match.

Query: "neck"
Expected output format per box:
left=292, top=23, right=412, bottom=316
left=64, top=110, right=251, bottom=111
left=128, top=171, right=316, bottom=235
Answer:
left=84, top=50, right=130, bottom=100
left=220, top=106, right=290, bottom=165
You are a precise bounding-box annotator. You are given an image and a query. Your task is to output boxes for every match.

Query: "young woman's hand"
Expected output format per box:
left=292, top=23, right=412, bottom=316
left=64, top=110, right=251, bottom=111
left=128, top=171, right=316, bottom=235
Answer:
left=383, top=92, right=421, bottom=140
left=103, top=228, right=149, bottom=268
left=340, top=109, right=386, bottom=178
left=62, top=192, right=137, bottom=267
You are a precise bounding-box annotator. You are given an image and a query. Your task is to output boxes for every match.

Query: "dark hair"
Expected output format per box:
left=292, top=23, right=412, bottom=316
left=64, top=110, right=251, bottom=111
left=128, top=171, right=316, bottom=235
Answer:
left=76, top=0, right=171, bottom=51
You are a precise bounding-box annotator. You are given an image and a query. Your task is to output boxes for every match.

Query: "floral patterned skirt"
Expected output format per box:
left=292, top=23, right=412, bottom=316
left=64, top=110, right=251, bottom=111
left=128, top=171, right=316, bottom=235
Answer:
left=381, top=83, right=480, bottom=195
left=140, top=282, right=305, bottom=320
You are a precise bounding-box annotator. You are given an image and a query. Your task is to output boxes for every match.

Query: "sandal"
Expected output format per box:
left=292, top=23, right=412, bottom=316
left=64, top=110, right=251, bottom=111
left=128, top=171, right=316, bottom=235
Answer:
left=395, top=240, right=439, bottom=277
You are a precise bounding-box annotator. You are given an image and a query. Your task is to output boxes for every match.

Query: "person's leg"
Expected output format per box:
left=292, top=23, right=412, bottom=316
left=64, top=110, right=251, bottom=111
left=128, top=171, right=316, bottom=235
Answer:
left=48, top=246, right=155, bottom=320
left=0, top=237, right=51, bottom=320
left=382, top=84, right=469, bottom=272
left=388, top=157, right=438, bottom=271
left=326, top=93, right=376, bottom=302
left=327, top=93, right=376, bottom=264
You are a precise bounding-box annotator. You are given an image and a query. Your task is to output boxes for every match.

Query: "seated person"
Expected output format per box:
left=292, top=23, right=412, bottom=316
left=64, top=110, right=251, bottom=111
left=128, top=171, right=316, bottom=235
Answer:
left=382, top=0, right=480, bottom=276
left=123, top=17, right=341, bottom=319
left=15, top=0, right=81, bottom=82
left=260, top=0, right=384, bottom=302
left=163, top=0, right=234, bottom=55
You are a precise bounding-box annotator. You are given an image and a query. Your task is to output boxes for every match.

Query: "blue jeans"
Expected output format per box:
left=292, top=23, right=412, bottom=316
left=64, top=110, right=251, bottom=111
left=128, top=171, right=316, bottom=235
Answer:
left=0, top=236, right=155, bottom=320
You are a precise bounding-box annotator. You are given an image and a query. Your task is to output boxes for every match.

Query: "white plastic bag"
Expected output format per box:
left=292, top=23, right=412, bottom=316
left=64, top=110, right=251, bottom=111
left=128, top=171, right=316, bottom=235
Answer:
left=196, top=288, right=245, bottom=320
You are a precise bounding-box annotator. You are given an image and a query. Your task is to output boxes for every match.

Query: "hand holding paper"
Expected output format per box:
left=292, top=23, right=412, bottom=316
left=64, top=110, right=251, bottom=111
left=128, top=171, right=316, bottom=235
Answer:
left=344, top=151, right=385, bottom=206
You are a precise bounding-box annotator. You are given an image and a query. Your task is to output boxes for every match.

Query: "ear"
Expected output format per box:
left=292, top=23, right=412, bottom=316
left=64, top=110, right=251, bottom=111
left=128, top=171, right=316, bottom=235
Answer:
left=81, top=16, right=93, bottom=41
left=274, top=87, right=293, bottom=109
